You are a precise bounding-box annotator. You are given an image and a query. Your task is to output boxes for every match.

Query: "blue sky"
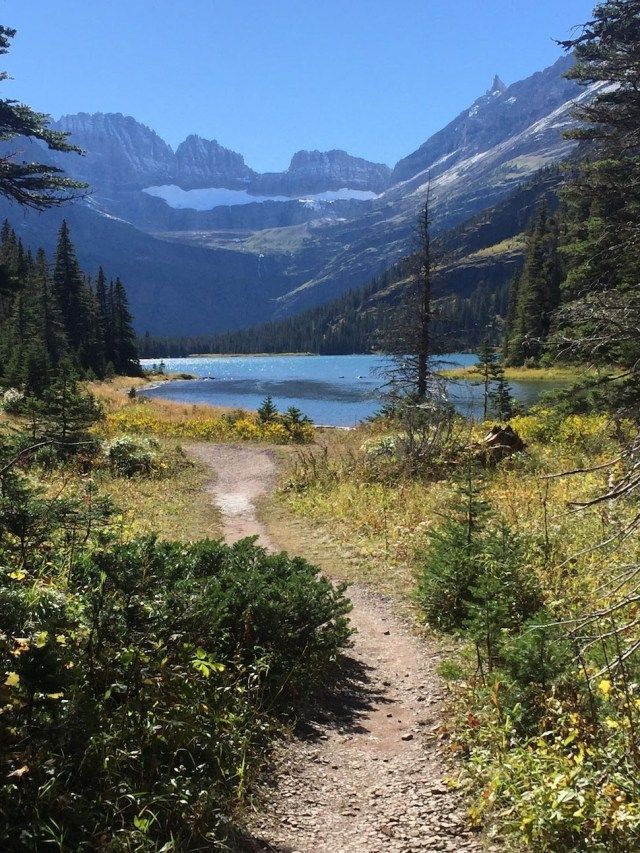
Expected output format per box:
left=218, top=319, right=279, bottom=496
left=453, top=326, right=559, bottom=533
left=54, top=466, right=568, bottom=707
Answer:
left=3, top=0, right=595, bottom=172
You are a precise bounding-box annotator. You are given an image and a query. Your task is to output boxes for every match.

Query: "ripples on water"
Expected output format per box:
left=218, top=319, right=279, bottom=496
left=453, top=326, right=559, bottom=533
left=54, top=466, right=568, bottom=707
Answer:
left=140, top=354, right=558, bottom=427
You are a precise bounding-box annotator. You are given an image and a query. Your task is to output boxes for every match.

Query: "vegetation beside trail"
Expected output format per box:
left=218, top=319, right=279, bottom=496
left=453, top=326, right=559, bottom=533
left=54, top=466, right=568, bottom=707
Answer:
left=278, top=405, right=640, bottom=850
left=90, top=379, right=316, bottom=445
left=0, top=369, right=349, bottom=850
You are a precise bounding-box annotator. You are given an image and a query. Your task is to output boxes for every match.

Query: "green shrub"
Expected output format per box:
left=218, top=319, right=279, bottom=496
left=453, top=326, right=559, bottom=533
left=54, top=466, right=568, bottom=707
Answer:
left=257, top=394, right=278, bottom=423
left=464, top=523, right=545, bottom=672
left=417, top=473, right=543, bottom=654
left=103, top=434, right=160, bottom=476
left=500, top=611, right=572, bottom=696
left=417, top=513, right=484, bottom=630
left=0, top=536, right=351, bottom=850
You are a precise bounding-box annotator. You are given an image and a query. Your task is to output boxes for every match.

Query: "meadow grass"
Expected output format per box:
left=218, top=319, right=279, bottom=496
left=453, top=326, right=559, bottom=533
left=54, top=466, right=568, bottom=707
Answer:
left=276, top=412, right=628, bottom=606
left=88, top=375, right=314, bottom=444
left=440, top=363, right=591, bottom=383
left=98, top=441, right=222, bottom=542
left=43, top=438, right=222, bottom=543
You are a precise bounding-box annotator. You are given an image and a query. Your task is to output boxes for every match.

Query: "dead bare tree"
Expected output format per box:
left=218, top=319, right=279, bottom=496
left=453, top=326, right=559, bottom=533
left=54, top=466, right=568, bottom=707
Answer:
left=377, top=179, right=456, bottom=472
left=382, top=180, right=435, bottom=399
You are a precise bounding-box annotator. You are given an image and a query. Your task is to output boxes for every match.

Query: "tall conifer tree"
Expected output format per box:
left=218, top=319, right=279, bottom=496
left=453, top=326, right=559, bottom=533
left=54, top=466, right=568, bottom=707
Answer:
left=53, top=220, right=89, bottom=356
left=553, top=1, right=640, bottom=406
left=111, top=278, right=140, bottom=375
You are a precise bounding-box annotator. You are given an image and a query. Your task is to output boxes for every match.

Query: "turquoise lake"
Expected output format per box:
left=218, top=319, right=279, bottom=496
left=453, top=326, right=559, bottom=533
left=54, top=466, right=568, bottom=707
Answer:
left=140, top=354, right=556, bottom=427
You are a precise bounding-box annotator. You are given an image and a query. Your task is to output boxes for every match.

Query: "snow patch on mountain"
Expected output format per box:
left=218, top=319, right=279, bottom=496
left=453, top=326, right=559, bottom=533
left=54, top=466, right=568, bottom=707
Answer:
left=142, top=184, right=378, bottom=211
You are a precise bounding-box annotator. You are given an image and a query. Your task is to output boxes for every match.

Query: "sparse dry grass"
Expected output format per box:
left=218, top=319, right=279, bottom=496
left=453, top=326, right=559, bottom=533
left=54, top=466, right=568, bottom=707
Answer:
left=97, top=442, right=222, bottom=542
left=463, top=235, right=526, bottom=260
left=272, top=413, right=635, bottom=611
left=42, top=439, right=222, bottom=543
left=86, top=372, right=197, bottom=413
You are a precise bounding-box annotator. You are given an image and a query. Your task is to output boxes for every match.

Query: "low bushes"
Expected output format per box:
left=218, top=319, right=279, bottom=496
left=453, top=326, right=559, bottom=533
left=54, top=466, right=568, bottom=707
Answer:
left=418, top=470, right=640, bottom=850
left=102, top=402, right=315, bottom=445
left=0, top=535, right=351, bottom=850
left=103, top=434, right=160, bottom=476
left=0, top=396, right=350, bottom=850
left=509, top=408, right=617, bottom=452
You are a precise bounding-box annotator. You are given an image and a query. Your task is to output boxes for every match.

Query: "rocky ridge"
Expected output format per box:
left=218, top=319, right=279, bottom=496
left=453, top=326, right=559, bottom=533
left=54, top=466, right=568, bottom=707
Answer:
left=174, top=134, right=255, bottom=189
left=252, top=149, right=391, bottom=196
left=51, top=114, right=390, bottom=196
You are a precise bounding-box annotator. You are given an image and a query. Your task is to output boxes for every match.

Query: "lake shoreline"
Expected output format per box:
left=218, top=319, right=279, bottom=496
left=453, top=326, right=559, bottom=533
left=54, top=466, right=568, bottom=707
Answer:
left=138, top=353, right=561, bottom=427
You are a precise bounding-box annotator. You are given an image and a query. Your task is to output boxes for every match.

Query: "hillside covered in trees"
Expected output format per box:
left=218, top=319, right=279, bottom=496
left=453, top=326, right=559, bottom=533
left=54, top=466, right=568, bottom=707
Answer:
left=139, top=168, right=564, bottom=358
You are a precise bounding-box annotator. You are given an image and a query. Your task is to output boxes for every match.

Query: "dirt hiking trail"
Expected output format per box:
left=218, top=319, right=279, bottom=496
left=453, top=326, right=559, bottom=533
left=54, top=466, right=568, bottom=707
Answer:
left=187, top=443, right=486, bottom=853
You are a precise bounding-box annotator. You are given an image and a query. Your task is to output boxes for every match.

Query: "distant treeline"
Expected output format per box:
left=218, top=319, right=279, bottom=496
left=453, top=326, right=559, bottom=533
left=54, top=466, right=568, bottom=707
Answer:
left=138, top=265, right=511, bottom=359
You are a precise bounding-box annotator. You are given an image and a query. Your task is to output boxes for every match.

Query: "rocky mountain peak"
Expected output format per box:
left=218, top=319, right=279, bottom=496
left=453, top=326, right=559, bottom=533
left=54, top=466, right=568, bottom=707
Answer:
left=250, top=149, right=390, bottom=196
left=487, top=74, right=507, bottom=96
left=390, top=54, right=578, bottom=187
left=54, top=112, right=175, bottom=190
left=174, top=135, right=255, bottom=189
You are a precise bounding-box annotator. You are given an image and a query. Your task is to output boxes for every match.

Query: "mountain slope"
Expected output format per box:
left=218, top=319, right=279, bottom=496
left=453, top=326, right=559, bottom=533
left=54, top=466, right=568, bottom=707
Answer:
left=138, top=167, right=565, bottom=354
left=5, top=54, right=591, bottom=334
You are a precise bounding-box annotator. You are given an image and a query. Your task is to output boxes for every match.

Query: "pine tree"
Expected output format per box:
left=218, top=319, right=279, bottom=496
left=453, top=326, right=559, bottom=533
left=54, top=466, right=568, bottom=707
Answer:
left=22, top=338, right=52, bottom=397
left=473, top=338, right=499, bottom=420
left=417, top=465, right=492, bottom=631
left=0, top=222, right=19, bottom=314
left=489, top=360, right=515, bottom=421
left=81, top=275, right=106, bottom=378
left=3, top=279, right=31, bottom=388
left=111, top=278, right=140, bottom=376
left=382, top=192, right=436, bottom=401
left=552, top=1, right=640, bottom=407
left=53, top=221, right=89, bottom=357
left=32, top=248, right=66, bottom=370
left=0, top=27, right=85, bottom=209
left=38, top=363, right=102, bottom=445
left=95, top=267, right=112, bottom=364
left=257, top=395, right=278, bottom=423
left=505, top=201, right=562, bottom=366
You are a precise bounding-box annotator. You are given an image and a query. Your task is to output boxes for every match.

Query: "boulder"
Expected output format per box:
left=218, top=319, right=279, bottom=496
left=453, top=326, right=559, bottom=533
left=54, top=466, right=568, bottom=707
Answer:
left=476, top=425, right=525, bottom=465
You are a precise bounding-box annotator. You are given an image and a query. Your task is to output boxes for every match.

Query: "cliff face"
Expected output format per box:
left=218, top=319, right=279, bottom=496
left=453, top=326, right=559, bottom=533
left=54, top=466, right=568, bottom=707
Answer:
left=251, top=150, right=391, bottom=196
left=174, top=135, right=255, bottom=189
left=52, top=113, right=175, bottom=189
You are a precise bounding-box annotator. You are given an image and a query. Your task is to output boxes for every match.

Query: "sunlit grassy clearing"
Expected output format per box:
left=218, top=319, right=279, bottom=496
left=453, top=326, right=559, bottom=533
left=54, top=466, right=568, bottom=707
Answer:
left=441, top=363, right=592, bottom=383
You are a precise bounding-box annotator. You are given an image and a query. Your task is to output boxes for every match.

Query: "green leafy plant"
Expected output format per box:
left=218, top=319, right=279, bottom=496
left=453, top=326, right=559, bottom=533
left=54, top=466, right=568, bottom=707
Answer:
left=103, top=434, right=159, bottom=477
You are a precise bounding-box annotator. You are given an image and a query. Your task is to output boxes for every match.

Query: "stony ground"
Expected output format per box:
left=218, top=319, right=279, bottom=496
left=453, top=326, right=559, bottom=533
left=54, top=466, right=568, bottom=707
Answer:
left=187, top=443, right=488, bottom=853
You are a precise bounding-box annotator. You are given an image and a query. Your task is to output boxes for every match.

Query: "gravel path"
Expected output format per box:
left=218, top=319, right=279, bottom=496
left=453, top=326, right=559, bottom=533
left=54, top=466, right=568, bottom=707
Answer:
left=187, top=443, right=485, bottom=853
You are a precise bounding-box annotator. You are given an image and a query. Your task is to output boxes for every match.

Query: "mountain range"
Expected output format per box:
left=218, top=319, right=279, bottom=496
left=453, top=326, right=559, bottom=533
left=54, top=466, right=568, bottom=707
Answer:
left=0, top=53, right=593, bottom=335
